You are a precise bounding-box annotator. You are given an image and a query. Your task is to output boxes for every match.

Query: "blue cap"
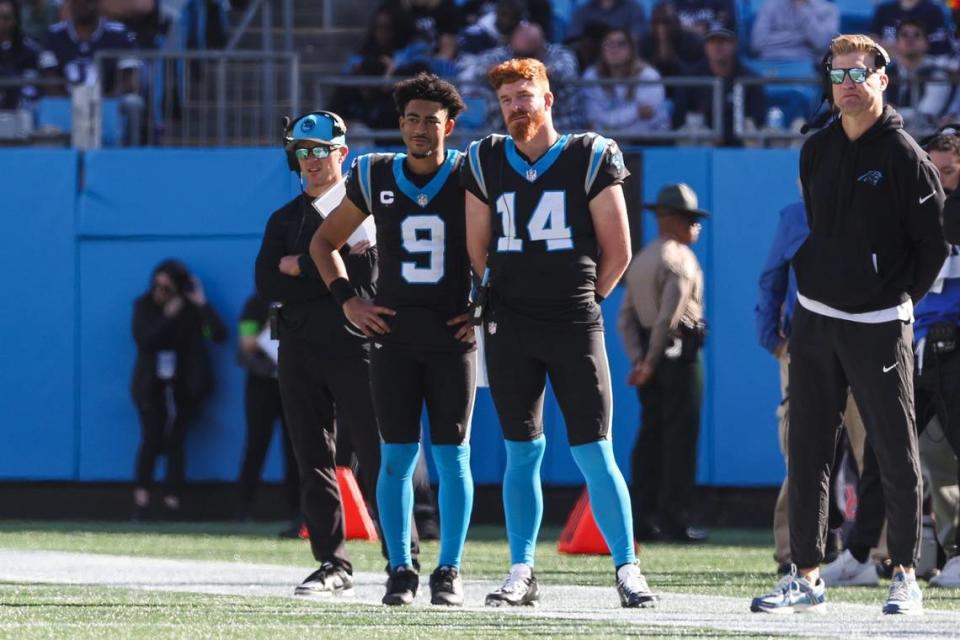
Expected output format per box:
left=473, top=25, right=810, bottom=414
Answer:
left=286, top=111, right=346, bottom=148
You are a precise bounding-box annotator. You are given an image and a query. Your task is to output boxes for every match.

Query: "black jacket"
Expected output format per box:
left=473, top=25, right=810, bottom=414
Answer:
left=942, top=190, right=960, bottom=244
left=131, top=295, right=227, bottom=408
left=254, top=192, right=376, bottom=355
left=796, top=105, right=947, bottom=313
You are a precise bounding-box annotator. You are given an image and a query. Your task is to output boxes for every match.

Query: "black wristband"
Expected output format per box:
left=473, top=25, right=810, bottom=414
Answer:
left=329, top=278, right=357, bottom=306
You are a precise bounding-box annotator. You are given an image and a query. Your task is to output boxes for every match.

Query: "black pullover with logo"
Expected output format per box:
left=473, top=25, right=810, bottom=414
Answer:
left=795, top=105, right=947, bottom=313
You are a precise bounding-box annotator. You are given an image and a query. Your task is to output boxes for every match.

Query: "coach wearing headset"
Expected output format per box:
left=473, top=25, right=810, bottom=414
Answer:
left=751, top=34, right=947, bottom=616
left=255, top=111, right=383, bottom=598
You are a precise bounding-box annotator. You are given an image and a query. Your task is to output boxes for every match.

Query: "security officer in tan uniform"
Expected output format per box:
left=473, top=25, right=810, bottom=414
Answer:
left=618, top=183, right=708, bottom=543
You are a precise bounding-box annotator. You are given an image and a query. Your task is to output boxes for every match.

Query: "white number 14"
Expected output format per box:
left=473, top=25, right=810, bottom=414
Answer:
left=496, top=191, right=573, bottom=252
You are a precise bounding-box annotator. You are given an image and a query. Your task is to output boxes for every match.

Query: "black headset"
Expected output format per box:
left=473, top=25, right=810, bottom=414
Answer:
left=803, top=42, right=892, bottom=134
left=281, top=111, right=348, bottom=173
left=818, top=44, right=891, bottom=104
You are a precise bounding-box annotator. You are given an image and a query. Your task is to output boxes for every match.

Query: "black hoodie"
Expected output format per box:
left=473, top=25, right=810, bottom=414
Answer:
left=795, top=105, right=947, bottom=313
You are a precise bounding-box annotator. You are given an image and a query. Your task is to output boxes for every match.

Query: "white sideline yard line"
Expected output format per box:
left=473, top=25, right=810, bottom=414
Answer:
left=1, top=549, right=959, bottom=639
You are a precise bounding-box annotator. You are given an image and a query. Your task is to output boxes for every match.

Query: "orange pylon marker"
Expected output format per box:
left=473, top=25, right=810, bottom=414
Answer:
left=336, top=466, right=379, bottom=541
left=557, top=487, right=640, bottom=555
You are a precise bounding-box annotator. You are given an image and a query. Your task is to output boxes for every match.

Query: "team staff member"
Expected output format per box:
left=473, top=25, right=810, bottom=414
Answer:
left=235, top=291, right=300, bottom=535
left=751, top=34, right=947, bottom=616
left=618, top=184, right=708, bottom=545
left=462, top=57, right=657, bottom=609
left=310, top=73, right=476, bottom=608
left=255, top=111, right=387, bottom=598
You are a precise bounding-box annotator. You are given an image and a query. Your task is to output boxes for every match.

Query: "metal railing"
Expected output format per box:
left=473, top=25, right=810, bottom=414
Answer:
left=309, top=75, right=726, bottom=146
left=11, top=65, right=960, bottom=149
left=89, top=49, right=300, bottom=147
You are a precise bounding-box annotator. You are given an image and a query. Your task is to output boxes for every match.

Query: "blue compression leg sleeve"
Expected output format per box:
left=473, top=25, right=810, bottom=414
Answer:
left=432, top=444, right=474, bottom=569
left=376, top=442, right=420, bottom=570
left=503, top=437, right=547, bottom=566
left=570, top=439, right=636, bottom=567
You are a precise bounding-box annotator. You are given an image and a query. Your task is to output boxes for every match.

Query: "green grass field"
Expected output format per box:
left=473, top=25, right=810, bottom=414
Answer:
left=2, top=521, right=959, bottom=639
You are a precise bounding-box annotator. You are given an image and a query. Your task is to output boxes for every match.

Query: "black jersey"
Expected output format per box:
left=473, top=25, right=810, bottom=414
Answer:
left=460, top=132, right=629, bottom=323
left=345, top=149, right=472, bottom=351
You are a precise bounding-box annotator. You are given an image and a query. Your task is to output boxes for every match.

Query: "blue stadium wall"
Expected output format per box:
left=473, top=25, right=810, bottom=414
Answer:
left=0, top=147, right=801, bottom=487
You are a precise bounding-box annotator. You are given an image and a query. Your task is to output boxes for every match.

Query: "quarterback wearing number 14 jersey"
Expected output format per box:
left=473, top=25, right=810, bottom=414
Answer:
left=462, top=132, right=629, bottom=323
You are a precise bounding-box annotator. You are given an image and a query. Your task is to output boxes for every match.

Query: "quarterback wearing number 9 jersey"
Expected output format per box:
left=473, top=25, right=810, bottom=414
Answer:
left=310, top=73, right=476, bottom=608
left=461, top=57, right=658, bottom=609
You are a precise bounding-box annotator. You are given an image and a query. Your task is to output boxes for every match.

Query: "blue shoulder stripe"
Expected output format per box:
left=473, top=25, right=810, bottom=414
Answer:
left=357, top=154, right=373, bottom=213
left=467, top=140, right=487, bottom=200
left=584, top=135, right=610, bottom=196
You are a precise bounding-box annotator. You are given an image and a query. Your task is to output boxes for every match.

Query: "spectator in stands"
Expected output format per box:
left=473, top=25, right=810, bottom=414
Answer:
left=131, top=260, right=226, bottom=520
left=886, top=20, right=955, bottom=131
left=871, top=0, right=953, bottom=56
left=583, top=27, right=670, bottom=137
left=385, top=0, right=463, bottom=62
left=457, top=19, right=584, bottom=130
left=675, top=0, right=736, bottom=35
left=750, top=0, right=839, bottom=62
left=674, top=28, right=766, bottom=146
left=567, top=0, right=646, bottom=45
left=100, top=0, right=163, bottom=50
left=641, top=1, right=704, bottom=89
left=39, top=0, right=141, bottom=95
left=0, top=0, right=41, bottom=109
left=329, top=6, right=426, bottom=132
left=565, top=0, right=646, bottom=71
left=459, top=0, right=551, bottom=55
left=19, top=0, right=59, bottom=41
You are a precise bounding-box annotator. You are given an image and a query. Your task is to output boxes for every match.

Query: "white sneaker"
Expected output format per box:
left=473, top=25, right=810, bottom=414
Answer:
left=930, top=556, right=960, bottom=587
left=883, top=572, right=923, bottom=615
left=819, top=550, right=878, bottom=587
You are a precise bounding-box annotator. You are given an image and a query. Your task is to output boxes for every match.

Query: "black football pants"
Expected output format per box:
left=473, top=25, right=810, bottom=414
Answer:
left=278, top=338, right=418, bottom=572
left=788, top=305, right=921, bottom=568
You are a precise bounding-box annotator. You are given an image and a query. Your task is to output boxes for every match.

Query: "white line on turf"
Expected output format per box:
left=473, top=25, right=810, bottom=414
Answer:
left=1, top=549, right=958, bottom=638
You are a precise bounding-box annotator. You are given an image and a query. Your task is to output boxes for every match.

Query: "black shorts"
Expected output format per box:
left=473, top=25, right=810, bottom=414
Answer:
left=371, top=343, right=477, bottom=445
left=484, top=304, right=611, bottom=446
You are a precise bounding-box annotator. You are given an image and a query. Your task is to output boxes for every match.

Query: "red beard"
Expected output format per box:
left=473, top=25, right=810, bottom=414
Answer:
left=507, top=109, right=545, bottom=141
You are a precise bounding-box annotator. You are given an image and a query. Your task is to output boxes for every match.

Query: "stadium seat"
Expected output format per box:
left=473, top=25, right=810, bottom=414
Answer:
left=36, top=96, right=126, bottom=147
left=745, top=58, right=820, bottom=125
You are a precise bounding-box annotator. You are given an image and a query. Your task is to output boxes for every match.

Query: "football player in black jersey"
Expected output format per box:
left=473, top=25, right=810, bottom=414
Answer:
left=461, top=58, right=657, bottom=608
left=310, top=74, right=476, bottom=607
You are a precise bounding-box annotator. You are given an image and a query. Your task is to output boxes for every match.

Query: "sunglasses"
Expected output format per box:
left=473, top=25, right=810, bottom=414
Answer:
left=153, top=283, right=175, bottom=294
left=829, top=67, right=877, bottom=85
left=295, top=146, right=337, bottom=160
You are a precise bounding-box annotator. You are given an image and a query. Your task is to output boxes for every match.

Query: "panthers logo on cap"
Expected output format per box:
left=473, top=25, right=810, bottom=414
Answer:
left=301, top=117, right=316, bottom=132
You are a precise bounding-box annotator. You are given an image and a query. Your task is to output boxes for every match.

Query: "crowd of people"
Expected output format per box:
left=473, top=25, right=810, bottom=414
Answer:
left=6, top=0, right=960, bottom=145
left=326, top=0, right=960, bottom=144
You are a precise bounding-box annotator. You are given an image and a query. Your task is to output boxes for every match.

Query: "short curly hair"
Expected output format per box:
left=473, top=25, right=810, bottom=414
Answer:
left=925, top=133, right=960, bottom=157
left=488, top=57, right=550, bottom=91
left=392, top=72, right=465, bottom=120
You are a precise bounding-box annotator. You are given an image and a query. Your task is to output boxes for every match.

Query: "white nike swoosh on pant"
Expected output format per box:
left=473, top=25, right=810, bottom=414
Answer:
left=919, top=191, right=937, bottom=204
left=883, top=363, right=897, bottom=373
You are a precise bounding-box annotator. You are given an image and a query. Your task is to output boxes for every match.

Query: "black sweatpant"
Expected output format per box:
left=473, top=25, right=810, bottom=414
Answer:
left=278, top=338, right=389, bottom=572
left=632, top=354, right=703, bottom=528
left=135, top=381, right=190, bottom=498
left=237, top=373, right=300, bottom=516
left=788, top=305, right=921, bottom=568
